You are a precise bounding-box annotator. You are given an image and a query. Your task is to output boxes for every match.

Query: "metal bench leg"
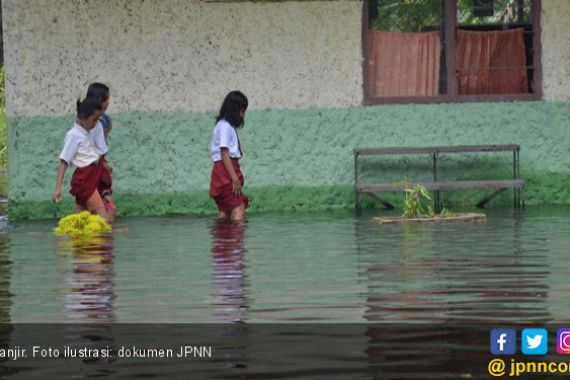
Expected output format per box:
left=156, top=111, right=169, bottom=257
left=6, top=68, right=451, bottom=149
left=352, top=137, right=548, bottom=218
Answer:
left=433, top=152, right=441, bottom=213
left=434, top=190, right=443, bottom=213
left=476, top=188, right=507, bottom=208
left=363, top=192, right=394, bottom=210
left=355, top=190, right=361, bottom=216
left=514, top=189, right=524, bottom=210
left=513, top=148, right=523, bottom=211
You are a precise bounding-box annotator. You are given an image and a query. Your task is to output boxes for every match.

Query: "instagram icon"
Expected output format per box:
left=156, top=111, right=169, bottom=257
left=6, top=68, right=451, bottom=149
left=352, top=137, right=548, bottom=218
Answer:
left=557, top=329, right=570, bottom=354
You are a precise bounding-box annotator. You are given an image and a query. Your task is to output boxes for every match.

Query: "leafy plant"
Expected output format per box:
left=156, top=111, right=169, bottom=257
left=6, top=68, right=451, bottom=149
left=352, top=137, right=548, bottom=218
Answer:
left=439, top=208, right=456, bottom=217
left=0, top=66, right=6, bottom=167
left=370, top=0, right=531, bottom=32
left=402, top=184, right=432, bottom=218
left=401, top=181, right=456, bottom=219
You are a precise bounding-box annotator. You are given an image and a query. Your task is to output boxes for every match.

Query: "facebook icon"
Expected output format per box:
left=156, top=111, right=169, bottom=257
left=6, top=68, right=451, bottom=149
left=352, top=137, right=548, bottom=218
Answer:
left=491, top=329, right=516, bottom=355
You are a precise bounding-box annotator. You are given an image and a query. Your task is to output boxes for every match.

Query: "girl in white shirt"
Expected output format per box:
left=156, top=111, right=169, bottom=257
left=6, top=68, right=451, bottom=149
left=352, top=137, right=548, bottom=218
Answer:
left=52, top=98, right=114, bottom=223
left=85, top=82, right=115, bottom=216
left=209, top=91, right=249, bottom=221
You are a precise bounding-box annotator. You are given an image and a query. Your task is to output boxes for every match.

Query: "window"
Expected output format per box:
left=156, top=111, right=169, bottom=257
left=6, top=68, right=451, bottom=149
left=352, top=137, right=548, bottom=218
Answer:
left=363, top=0, right=542, bottom=104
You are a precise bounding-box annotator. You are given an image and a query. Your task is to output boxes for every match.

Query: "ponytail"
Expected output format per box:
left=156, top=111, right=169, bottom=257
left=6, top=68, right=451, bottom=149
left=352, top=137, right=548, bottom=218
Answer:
left=76, top=97, right=102, bottom=119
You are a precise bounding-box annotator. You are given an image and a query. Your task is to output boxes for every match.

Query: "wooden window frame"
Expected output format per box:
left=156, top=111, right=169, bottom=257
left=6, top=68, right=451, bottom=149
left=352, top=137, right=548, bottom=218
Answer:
left=362, top=0, right=542, bottom=104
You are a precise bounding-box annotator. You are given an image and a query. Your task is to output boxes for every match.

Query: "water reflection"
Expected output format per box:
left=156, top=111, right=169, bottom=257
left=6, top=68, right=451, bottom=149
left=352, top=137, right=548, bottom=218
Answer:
left=55, top=234, right=116, bottom=371
left=209, top=220, right=249, bottom=323
left=209, top=220, right=250, bottom=371
left=355, top=212, right=552, bottom=378
left=57, top=234, right=116, bottom=323
left=355, top=212, right=551, bottom=323
left=0, top=227, right=14, bottom=378
left=0, top=228, right=12, bottom=323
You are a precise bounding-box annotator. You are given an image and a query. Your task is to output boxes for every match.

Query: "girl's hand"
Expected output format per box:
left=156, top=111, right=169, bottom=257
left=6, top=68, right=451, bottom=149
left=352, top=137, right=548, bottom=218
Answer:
left=232, top=178, right=242, bottom=196
left=52, top=189, right=62, bottom=203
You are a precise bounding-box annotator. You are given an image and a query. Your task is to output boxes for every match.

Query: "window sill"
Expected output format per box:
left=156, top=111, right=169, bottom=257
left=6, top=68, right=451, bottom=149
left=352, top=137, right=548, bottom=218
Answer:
left=363, top=93, right=541, bottom=105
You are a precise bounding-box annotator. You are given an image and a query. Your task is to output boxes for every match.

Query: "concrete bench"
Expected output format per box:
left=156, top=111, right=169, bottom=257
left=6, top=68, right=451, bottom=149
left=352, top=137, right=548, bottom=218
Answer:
left=353, top=145, right=523, bottom=214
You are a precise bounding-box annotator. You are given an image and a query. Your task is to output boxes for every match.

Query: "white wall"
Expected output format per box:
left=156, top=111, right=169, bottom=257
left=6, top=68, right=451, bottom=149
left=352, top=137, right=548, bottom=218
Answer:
left=4, top=0, right=569, bottom=117
left=2, top=0, right=363, bottom=117
left=541, top=0, right=570, bottom=101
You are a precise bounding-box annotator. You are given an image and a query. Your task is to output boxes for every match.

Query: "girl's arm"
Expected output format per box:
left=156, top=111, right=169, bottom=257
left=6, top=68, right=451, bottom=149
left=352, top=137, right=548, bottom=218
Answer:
left=52, top=160, right=68, bottom=202
left=221, top=148, right=241, bottom=196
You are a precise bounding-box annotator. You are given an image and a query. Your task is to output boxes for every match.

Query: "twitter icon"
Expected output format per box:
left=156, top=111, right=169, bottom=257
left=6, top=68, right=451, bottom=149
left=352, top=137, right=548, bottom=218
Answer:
left=522, top=328, right=548, bottom=355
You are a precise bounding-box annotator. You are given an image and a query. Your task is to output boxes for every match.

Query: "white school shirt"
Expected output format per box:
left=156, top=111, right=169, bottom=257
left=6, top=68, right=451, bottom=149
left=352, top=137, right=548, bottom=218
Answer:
left=90, top=120, right=108, bottom=155
left=210, top=119, right=242, bottom=162
left=59, top=122, right=100, bottom=168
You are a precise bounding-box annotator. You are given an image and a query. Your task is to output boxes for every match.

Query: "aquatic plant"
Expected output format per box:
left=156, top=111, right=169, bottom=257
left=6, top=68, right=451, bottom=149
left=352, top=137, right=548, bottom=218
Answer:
left=402, top=183, right=456, bottom=219
left=54, top=211, right=111, bottom=236
left=403, top=184, right=432, bottom=218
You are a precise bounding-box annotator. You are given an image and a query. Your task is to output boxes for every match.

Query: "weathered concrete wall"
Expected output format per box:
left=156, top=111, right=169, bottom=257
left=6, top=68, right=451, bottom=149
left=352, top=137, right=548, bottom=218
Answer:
left=4, top=0, right=568, bottom=111
left=542, top=0, right=570, bottom=101
left=8, top=101, right=570, bottom=219
left=4, top=0, right=570, bottom=220
left=1, top=0, right=363, bottom=117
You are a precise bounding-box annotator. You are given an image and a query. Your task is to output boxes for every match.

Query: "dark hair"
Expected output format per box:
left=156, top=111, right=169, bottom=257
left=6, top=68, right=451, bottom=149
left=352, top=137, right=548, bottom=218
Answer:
left=86, top=82, right=110, bottom=103
left=216, top=91, right=248, bottom=128
left=76, top=97, right=102, bottom=119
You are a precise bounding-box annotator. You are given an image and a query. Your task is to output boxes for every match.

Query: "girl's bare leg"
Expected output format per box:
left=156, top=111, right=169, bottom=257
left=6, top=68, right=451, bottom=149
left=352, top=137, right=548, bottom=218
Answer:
left=231, top=204, right=245, bottom=221
left=217, top=210, right=228, bottom=219
left=85, top=191, right=112, bottom=223
left=103, top=195, right=116, bottom=223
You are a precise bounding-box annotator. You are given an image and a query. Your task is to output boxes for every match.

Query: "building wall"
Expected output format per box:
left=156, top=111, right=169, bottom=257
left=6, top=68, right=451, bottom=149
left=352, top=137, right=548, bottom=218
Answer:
left=8, top=102, right=570, bottom=219
left=3, top=0, right=570, bottom=220
left=542, top=0, right=570, bottom=101
left=2, top=0, right=363, bottom=117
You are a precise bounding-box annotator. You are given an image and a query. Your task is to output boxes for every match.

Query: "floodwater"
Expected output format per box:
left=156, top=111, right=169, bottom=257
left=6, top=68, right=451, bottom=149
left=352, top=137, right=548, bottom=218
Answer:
left=0, top=206, right=569, bottom=378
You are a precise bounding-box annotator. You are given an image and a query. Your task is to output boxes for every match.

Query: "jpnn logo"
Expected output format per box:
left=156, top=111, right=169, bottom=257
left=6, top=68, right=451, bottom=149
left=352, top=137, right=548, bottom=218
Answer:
left=522, top=328, right=548, bottom=355
left=490, top=329, right=516, bottom=355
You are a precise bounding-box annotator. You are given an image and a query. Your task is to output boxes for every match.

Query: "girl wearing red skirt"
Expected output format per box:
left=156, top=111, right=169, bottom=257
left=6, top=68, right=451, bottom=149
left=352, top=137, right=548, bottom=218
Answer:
left=52, top=97, right=115, bottom=224
left=209, top=91, right=249, bottom=221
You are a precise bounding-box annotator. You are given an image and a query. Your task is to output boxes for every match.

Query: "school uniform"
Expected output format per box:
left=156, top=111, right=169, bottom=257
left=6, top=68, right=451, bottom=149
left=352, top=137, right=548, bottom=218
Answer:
left=209, top=119, right=249, bottom=212
left=90, top=120, right=108, bottom=156
left=90, top=116, right=113, bottom=197
left=59, top=122, right=112, bottom=206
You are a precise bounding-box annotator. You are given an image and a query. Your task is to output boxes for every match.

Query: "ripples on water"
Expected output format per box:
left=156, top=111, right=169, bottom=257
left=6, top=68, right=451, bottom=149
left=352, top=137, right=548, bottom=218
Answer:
left=1, top=207, right=570, bottom=378
left=57, top=235, right=116, bottom=323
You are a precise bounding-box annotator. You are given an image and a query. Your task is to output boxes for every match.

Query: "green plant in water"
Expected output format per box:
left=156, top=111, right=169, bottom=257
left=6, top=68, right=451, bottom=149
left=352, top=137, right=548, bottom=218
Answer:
left=402, top=182, right=456, bottom=219
left=402, top=184, right=431, bottom=218
left=439, top=208, right=456, bottom=217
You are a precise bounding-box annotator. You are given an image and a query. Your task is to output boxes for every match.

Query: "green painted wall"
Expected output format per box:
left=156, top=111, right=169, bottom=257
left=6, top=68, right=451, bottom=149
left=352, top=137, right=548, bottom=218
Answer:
left=8, top=101, right=570, bottom=220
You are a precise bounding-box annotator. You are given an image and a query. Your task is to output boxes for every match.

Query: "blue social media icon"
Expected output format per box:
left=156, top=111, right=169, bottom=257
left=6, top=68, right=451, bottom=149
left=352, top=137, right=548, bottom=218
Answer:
left=522, top=328, right=548, bottom=355
left=490, top=328, right=516, bottom=355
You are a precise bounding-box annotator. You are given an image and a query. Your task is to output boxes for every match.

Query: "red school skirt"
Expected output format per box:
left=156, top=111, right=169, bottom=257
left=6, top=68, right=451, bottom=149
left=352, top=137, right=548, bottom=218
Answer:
left=70, top=159, right=113, bottom=207
left=209, top=159, right=249, bottom=212
left=98, top=156, right=113, bottom=196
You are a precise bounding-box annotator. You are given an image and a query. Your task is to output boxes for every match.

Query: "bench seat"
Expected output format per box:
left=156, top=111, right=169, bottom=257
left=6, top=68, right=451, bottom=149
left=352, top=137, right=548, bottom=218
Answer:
left=357, top=179, right=524, bottom=193
left=353, top=144, right=524, bottom=213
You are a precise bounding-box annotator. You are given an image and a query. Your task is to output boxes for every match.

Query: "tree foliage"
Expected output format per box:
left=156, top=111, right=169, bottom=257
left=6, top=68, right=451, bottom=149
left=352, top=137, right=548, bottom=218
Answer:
left=0, top=67, right=6, bottom=167
left=369, top=0, right=531, bottom=32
